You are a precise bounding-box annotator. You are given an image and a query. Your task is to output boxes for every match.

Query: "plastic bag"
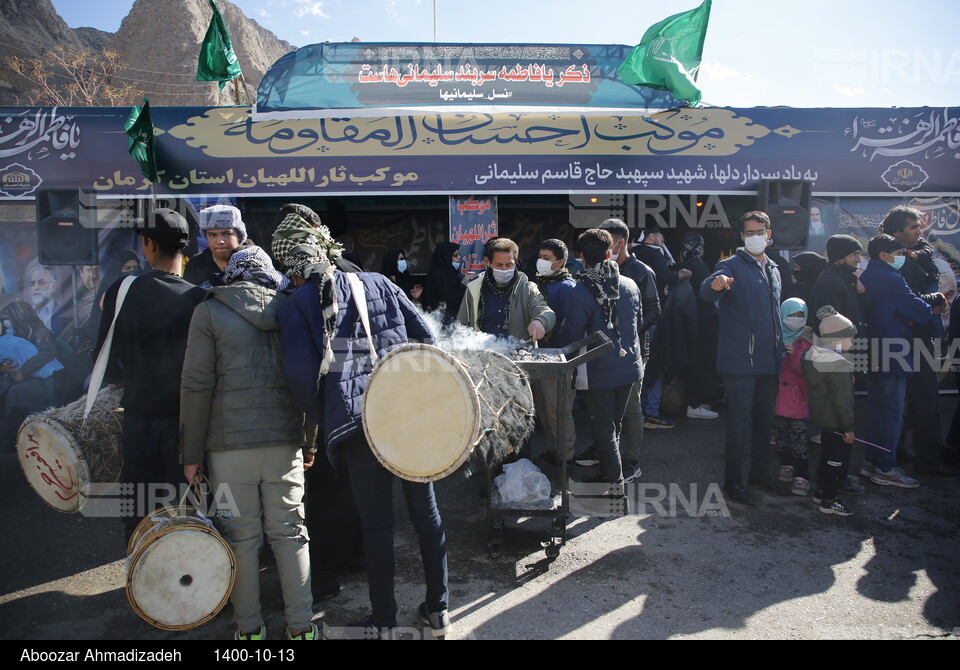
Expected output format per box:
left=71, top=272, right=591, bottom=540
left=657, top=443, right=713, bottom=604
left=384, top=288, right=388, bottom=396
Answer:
left=494, top=458, right=551, bottom=503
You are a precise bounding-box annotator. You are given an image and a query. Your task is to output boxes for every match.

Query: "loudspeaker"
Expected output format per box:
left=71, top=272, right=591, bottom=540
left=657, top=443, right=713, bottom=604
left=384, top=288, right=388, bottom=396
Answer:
left=757, top=180, right=811, bottom=251
left=35, top=189, right=99, bottom=266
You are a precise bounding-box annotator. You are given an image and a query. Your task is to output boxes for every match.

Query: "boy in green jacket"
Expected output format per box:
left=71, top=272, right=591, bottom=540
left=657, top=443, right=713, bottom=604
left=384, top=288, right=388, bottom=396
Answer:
left=802, top=306, right=858, bottom=516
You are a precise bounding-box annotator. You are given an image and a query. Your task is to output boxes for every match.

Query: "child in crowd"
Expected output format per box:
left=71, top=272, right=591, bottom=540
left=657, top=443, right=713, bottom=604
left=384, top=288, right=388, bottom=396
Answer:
left=802, top=306, right=858, bottom=516
left=774, top=298, right=814, bottom=496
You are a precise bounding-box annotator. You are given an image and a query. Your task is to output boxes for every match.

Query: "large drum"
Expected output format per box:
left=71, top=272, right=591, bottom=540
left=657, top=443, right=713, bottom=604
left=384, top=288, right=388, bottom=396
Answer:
left=126, top=504, right=236, bottom=631
left=17, top=387, right=124, bottom=513
left=362, top=344, right=535, bottom=482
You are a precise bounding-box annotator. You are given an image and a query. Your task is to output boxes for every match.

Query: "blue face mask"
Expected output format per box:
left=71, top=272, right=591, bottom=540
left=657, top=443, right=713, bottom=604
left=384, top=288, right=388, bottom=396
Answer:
left=887, top=255, right=906, bottom=271
left=397, top=259, right=408, bottom=273
left=452, top=262, right=460, bottom=271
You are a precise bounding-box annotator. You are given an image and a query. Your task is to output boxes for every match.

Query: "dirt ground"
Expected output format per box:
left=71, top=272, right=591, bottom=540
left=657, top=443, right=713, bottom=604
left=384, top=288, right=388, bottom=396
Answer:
left=2, top=396, right=959, bottom=642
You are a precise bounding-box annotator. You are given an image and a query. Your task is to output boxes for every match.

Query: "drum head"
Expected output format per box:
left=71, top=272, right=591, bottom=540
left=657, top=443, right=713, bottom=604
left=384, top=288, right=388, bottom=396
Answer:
left=363, top=344, right=480, bottom=482
left=17, top=419, right=91, bottom=513
left=128, top=527, right=234, bottom=630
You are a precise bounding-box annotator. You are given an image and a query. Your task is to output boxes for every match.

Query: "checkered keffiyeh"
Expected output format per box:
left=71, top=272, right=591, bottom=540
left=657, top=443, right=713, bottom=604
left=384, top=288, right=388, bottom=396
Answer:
left=272, top=212, right=342, bottom=266
left=222, top=246, right=290, bottom=293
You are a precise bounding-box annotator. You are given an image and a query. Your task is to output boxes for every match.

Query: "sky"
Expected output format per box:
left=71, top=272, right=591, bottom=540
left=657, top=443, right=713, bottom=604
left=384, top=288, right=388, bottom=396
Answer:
left=49, top=0, right=960, bottom=109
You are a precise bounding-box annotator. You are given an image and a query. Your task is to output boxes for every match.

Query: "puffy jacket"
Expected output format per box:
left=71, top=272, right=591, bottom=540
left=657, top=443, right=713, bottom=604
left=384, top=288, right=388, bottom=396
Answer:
left=809, top=263, right=866, bottom=338
left=700, top=249, right=785, bottom=376
left=180, top=281, right=302, bottom=466
left=457, top=270, right=556, bottom=340
left=802, top=345, right=855, bottom=432
left=775, top=335, right=812, bottom=419
left=859, top=260, right=936, bottom=377
left=561, top=276, right=643, bottom=391
left=278, top=272, right=435, bottom=464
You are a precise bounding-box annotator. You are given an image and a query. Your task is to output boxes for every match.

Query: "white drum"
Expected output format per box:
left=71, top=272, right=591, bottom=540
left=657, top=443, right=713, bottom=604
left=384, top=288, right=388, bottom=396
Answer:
left=126, top=505, right=236, bottom=631
left=17, top=387, right=123, bottom=513
left=362, top=344, right=534, bottom=482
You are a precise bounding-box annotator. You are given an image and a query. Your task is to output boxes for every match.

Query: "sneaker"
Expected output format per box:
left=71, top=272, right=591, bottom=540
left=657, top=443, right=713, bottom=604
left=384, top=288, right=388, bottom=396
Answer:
left=235, top=624, right=267, bottom=641
left=809, top=434, right=821, bottom=445
left=644, top=416, right=676, bottom=430
left=838, top=474, right=865, bottom=496
left=778, top=465, right=795, bottom=483
left=622, top=461, right=643, bottom=484
left=343, top=617, right=412, bottom=641
left=858, top=461, right=877, bottom=478
left=870, top=467, right=920, bottom=489
left=286, top=622, right=320, bottom=640
left=418, top=602, right=452, bottom=638
left=791, top=476, right=809, bottom=496
left=574, top=446, right=599, bottom=467
left=686, top=405, right=719, bottom=419
left=818, top=496, right=853, bottom=516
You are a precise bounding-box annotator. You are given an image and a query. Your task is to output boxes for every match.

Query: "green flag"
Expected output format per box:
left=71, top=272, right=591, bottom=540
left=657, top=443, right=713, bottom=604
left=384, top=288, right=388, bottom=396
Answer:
left=618, top=0, right=712, bottom=106
left=125, top=98, right=158, bottom=184
left=197, top=0, right=243, bottom=90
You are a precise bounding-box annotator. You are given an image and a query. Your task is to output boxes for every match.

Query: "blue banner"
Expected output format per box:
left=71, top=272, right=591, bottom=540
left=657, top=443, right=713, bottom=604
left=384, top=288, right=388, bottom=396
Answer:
left=255, top=42, right=683, bottom=118
left=450, top=196, right=498, bottom=276
left=0, top=106, right=957, bottom=199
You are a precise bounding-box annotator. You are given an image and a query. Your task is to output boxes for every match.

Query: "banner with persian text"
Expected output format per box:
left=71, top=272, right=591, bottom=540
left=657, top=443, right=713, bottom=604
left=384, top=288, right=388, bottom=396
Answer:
left=449, top=196, right=498, bottom=275
left=0, top=106, right=957, bottom=201
left=255, top=42, right=683, bottom=118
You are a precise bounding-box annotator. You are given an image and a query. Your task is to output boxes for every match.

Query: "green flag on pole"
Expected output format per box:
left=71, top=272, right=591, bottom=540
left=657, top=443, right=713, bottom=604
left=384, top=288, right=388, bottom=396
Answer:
left=618, top=0, right=712, bottom=106
left=124, top=98, right=158, bottom=184
left=197, top=0, right=243, bottom=90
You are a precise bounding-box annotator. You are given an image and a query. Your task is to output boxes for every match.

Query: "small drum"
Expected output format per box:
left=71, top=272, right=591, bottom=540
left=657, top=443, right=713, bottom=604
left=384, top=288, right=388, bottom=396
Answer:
left=362, top=344, right=535, bottom=482
left=17, top=387, right=124, bottom=513
left=126, top=504, right=236, bottom=631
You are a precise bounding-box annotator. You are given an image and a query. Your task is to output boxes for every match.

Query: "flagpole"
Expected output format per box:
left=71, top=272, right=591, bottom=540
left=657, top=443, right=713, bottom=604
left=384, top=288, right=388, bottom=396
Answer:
left=433, top=0, right=437, bottom=42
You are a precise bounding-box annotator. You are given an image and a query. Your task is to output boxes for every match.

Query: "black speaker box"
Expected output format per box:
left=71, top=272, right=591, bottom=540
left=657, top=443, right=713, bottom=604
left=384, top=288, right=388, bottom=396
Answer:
left=35, top=189, right=99, bottom=266
left=757, top=180, right=812, bottom=251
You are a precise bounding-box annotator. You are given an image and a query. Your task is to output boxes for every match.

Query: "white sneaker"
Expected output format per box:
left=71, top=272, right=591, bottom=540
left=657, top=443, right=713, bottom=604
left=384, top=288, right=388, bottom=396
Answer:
left=686, top=405, right=719, bottom=419
left=870, top=467, right=920, bottom=489
left=623, top=462, right=643, bottom=484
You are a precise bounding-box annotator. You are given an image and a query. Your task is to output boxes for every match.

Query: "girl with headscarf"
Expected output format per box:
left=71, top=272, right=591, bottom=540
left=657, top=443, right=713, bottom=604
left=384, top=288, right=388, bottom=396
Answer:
left=379, top=249, right=422, bottom=303
left=773, top=297, right=814, bottom=496
left=420, top=242, right=467, bottom=325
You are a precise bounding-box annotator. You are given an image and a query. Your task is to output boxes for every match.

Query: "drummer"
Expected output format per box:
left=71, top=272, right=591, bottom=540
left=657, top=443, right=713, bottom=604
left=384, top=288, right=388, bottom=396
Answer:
left=277, top=234, right=452, bottom=640
left=94, top=209, right=205, bottom=543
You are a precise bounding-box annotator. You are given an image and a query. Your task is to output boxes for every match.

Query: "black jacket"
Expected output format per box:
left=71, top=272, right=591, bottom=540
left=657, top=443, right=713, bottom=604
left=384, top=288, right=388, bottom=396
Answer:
left=809, top=262, right=866, bottom=338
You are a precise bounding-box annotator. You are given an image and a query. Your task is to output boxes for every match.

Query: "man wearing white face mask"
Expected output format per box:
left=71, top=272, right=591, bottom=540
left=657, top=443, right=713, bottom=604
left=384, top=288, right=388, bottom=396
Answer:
left=700, top=211, right=786, bottom=505
left=530, top=239, right=578, bottom=466
left=457, top=237, right=555, bottom=342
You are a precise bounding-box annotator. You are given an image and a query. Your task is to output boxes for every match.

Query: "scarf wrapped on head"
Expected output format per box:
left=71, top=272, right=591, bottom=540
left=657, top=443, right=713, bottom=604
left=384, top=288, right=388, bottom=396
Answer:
left=272, top=212, right=342, bottom=266
left=222, top=246, right=290, bottom=293
left=285, top=243, right=340, bottom=376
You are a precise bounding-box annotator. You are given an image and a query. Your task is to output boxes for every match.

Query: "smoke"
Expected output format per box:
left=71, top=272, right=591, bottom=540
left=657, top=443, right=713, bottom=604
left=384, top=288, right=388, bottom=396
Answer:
left=419, top=305, right=524, bottom=353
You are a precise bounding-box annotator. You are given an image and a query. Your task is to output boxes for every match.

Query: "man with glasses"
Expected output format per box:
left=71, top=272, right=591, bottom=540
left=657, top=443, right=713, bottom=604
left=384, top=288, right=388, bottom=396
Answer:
left=701, top=211, right=786, bottom=505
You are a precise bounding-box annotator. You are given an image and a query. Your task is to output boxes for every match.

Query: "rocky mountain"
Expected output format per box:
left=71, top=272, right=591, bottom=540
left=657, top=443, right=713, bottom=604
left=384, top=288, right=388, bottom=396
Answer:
left=0, top=0, right=295, bottom=106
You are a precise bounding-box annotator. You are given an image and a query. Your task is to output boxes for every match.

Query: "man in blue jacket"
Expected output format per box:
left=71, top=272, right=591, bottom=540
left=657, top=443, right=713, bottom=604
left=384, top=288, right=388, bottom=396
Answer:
left=700, top=211, right=785, bottom=505
left=562, top=229, right=643, bottom=485
left=277, top=233, right=451, bottom=640
left=858, top=233, right=941, bottom=489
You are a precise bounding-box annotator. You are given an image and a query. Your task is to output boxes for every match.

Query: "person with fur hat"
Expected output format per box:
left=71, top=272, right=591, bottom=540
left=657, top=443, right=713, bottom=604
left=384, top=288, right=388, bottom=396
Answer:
left=183, top=204, right=248, bottom=287
left=180, top=245, right=318, bottom=640
left=802, top=306, right=859, bottom=515
left=774, top=298, right=814, bottom=497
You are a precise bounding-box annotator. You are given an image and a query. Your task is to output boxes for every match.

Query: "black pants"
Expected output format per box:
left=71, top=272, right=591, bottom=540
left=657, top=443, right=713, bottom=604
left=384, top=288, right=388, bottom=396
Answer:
left=904, top=338, right=942, bottom=465
left=817, top=430, right=851, bottom=501
left=121, top=412, right=183, bottom=543
left=304, top=448, right=364, bottom=586
left=585, top=384, right=632, bottom=483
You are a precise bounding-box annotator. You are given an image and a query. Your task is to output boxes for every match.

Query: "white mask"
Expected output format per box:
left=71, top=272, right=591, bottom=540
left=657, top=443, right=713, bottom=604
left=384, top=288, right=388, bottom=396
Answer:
left=744, top=235, right=768, bottom=255
left=536, top=259, right=557, bottom=276
left=492, top=267, right=516, bottom=284
left=784, top=317, right=806, bottom=331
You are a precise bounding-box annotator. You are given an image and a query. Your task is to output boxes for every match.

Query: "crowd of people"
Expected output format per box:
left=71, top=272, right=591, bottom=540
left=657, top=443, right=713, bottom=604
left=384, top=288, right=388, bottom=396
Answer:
left=14, top=199, right=958, bottom=639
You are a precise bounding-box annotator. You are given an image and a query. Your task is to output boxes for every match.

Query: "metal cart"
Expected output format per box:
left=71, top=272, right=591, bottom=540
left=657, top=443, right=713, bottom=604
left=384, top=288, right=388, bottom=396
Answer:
left=486, top=331, right=613, bottom=560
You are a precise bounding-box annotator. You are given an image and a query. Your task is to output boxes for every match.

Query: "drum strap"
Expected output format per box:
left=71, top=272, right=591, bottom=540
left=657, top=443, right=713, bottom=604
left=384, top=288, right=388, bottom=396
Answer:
left=83, top=275, right=137, bottom=424
left=345, top=273, right=380, bottom=366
